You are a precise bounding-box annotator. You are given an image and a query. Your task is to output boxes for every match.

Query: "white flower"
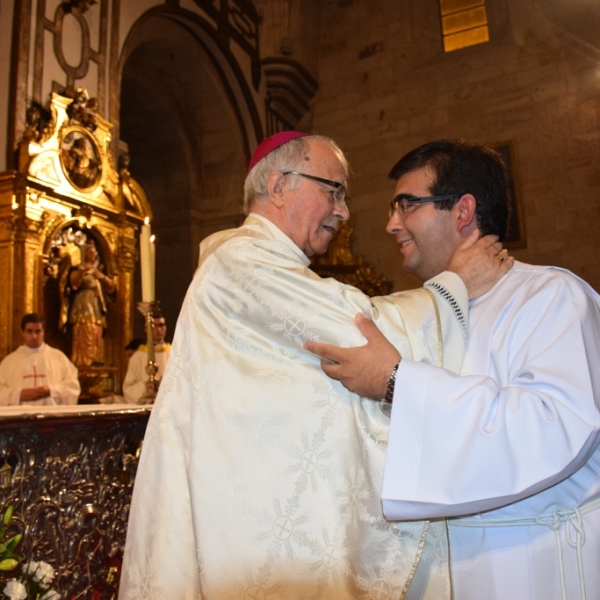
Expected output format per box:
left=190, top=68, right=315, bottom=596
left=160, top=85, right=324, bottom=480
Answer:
left=23, top=560, right=55, bottom=586
left=39, top=590, right=61, bottom=600
left=2, top=579, right=27, bottom=600
left=33, top=560, right=56, bottom=586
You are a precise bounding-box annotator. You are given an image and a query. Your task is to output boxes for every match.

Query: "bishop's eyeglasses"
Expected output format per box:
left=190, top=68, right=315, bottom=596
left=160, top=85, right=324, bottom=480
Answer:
left=283, top=171, right=351, bottom=208
left=389, top=193, right=460, bottom=218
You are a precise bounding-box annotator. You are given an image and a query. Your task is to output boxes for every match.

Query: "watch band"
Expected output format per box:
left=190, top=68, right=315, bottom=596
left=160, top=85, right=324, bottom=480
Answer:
left=380, top=361, right=400, bottom=417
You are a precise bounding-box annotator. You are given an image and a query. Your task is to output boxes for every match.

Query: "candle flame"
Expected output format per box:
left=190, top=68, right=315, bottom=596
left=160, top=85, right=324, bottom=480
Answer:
left=144, top=217, right=150, bottom=225
left=150, top=234, right=155, bottom=243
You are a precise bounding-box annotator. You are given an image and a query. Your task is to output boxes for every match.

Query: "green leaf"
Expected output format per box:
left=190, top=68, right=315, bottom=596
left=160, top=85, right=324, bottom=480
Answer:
left=5, top=533, right=22, bottom=552
left=2, top=505, right=14, bottom=526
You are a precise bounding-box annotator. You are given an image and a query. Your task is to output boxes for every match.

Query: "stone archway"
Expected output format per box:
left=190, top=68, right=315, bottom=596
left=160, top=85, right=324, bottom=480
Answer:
left=118, top=8, right=260, bottom=336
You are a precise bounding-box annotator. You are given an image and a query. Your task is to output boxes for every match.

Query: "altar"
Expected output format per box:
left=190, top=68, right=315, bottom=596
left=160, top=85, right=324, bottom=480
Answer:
left=0, top=405, right=151, bottom=598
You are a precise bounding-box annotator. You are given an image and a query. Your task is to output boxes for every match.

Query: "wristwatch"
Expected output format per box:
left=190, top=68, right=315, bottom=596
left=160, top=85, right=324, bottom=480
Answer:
left=380, top=361, right=400, bottom=417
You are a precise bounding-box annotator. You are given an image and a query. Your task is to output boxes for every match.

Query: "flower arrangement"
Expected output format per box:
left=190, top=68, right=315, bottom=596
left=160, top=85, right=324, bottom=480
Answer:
left=0, top=507, right=60, bottom=600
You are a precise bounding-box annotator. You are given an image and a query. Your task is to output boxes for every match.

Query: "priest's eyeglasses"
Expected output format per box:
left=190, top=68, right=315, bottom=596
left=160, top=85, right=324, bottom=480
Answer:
left=283, top=171, right=351, bottom=208
left=389, top=194, right=460, bottom=218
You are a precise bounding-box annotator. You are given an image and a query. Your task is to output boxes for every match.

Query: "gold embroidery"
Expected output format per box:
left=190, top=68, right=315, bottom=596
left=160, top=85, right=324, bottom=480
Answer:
left=400, top=521, right=430, bottom=599
left=446, top=518, right=455, bottom=600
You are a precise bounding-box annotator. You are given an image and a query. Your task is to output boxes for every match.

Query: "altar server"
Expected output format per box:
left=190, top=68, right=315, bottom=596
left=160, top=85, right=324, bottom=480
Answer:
left=0, top=313, right=80, bottom=406
left=122, top=313, right=170, bottom=404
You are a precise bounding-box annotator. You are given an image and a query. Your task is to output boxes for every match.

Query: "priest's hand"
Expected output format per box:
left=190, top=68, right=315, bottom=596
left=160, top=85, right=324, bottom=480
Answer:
left=304, top=313, right=400, bottom=400
left=447, top=230, right=514, bottom=300
left=20, top=386, right=50, bottom=402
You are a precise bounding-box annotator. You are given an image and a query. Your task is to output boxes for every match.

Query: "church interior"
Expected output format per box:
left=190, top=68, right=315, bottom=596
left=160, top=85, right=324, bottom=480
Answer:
left=0, top=0, right=599, bottom=596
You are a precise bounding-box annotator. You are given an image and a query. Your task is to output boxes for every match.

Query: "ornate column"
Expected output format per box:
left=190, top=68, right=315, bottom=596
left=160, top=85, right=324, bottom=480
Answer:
left=114, top=213, right=138, bottom=387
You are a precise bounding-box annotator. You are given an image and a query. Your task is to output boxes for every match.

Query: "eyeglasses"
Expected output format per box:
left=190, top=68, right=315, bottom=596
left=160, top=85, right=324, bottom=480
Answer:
left=283, top=171, right=351, bottom=208
left=389, top=194, right=460, bottom=218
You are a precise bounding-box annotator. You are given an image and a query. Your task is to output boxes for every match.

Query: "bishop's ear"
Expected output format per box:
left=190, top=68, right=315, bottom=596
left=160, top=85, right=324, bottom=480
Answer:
left=266, top=171, right=287, bottom=207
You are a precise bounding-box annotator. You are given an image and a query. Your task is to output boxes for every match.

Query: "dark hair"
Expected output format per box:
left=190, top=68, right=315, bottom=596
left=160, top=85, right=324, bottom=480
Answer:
left=20, top=313, right=45, bottom=330
left=388, top=139, right=510, bottom=241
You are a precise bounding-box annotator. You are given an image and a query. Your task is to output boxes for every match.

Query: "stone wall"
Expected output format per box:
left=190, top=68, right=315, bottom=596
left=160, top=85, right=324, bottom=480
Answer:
left=304, top=0, right=600, bottom=292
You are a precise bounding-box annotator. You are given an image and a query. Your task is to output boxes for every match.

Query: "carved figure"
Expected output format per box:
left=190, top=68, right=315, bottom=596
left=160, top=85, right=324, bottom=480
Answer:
left=66, top=88, right=99, bottom=132
left=23, top=106, right=41, bottom=141
left=65, top=242, right=115, bottom=366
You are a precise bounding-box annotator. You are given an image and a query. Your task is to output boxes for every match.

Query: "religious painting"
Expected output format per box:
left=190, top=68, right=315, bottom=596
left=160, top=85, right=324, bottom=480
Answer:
left=59, top=127, right=102, bottom=190
left=492, top=141, right=526, bottom=249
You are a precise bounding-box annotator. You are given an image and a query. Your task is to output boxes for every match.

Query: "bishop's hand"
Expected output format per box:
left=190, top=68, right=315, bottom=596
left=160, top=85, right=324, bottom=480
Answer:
left=304, top=313, right=400, bottom=400
left=448, top=230, right=514, bottom=300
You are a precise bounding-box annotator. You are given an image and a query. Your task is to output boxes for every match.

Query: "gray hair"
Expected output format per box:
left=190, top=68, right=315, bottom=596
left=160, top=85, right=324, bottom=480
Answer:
left=243, top=135, right=349, bottom=214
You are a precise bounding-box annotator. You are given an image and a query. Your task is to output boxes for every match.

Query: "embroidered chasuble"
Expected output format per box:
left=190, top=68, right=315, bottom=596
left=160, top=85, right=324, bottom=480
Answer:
left=120, top=214, right=467, bottom=600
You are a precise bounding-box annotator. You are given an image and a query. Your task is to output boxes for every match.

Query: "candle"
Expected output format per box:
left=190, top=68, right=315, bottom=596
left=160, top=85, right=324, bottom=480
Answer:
left=150, top=234, right=156, bottom=302
left=140, top=217, right=153, bottom=302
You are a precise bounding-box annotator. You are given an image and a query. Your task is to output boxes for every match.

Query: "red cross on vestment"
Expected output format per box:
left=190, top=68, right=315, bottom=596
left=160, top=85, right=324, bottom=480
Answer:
left=23, top=365, right=46, bottom=387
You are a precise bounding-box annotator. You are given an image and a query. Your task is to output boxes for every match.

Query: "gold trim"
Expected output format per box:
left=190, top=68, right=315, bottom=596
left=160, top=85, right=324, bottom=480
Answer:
left=446, top=519, right=455, bottom=600
left=400, top=521, right=430, bottom=600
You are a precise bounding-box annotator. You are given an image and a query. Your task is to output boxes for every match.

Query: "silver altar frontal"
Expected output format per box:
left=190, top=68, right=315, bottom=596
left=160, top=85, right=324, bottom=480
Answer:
left=0, top=404, right=151, bottom=598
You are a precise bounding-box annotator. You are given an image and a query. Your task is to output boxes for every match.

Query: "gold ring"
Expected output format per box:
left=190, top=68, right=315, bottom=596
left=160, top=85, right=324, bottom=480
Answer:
left=497, top=253, right=506, bottom=263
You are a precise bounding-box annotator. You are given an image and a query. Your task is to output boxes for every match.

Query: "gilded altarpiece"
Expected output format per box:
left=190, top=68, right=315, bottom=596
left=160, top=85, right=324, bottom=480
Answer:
left=0, top=91, right=151, bottom=395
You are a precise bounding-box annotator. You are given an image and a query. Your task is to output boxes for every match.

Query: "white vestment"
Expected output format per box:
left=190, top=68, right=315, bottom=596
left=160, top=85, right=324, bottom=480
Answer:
left=122, top=344, right=171, bottom=404
left=0, top=343, right=80, bottom=406
left=120, top=214, right=469, bottom=600
left=382, top=262, right=600, bottom=600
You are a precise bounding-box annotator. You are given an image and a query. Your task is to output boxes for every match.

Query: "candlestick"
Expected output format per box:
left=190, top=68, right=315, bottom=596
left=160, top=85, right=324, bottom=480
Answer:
left=150, top=234, right=156, bottom=303
left=137, top=300, right=159, bottom=405
left=140, top=217, right=153, bottom=302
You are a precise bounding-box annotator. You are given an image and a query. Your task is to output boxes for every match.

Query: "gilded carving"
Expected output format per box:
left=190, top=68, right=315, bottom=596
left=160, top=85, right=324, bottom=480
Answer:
left=0, top=214, right=17, bottom=242
left=0, top=89, right=151, bottom=377
left=311, top=221, right=393, bottom=297
left=13, top=213, right=47, bottom=244
left=66, top=88, right=98, bottom=132
left=22, top=92, right=136, bottom=213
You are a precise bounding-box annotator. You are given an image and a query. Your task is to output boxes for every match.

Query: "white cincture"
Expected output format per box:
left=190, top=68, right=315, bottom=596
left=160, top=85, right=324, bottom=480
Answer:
left=451, top=497, right=600, bottom=600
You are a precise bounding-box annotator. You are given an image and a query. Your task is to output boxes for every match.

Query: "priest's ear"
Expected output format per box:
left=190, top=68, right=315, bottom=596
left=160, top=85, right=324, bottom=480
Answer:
left=455, top=193, right=478, bottom=234
left=265, top=171, right=287, bottom=208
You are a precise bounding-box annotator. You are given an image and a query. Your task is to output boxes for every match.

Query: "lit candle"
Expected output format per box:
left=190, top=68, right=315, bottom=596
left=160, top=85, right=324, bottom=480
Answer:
left=140, top=217, right=153, bottom=302
left=150, top=234, right=156, bottom=302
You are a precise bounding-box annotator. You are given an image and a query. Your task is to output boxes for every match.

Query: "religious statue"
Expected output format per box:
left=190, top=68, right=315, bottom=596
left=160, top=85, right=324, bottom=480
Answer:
left=64, top=242, right=115, bottom=366
left=66, top=87, right=99, bottom=132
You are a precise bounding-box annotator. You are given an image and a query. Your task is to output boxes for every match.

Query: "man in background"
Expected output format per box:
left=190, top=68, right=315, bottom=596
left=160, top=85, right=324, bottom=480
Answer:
left=0, top=313, right=80, bottom=406
left=122, top=313, right=170, bottom=404
left=120, top=132, right=510, bottom=599
left=306, top=139, right=600, bottom=600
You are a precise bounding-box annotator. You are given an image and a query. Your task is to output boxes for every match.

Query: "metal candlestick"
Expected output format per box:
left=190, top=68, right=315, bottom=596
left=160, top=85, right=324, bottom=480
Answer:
left=137, top=300, right=160, bottom=404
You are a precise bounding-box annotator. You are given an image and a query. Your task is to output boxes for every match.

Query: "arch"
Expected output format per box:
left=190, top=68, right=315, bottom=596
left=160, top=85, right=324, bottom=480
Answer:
left=114, top=5, right=263, bottom=169
left=114, top=5, right=263, bottom=334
